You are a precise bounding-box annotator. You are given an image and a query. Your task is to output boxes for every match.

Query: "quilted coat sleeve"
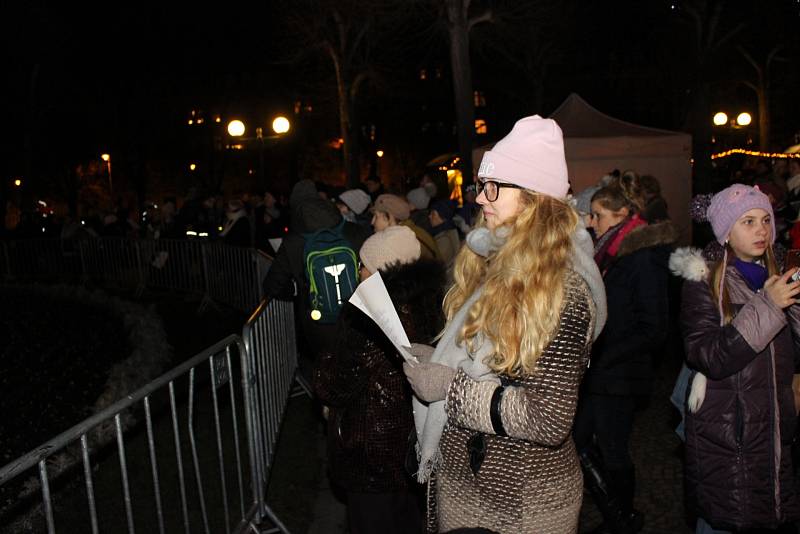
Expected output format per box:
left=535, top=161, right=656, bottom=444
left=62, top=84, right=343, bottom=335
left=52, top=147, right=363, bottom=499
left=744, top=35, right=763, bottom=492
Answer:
left=681, top=279, right=780, bottom=380
left=444, top=277, right=593, bottom=446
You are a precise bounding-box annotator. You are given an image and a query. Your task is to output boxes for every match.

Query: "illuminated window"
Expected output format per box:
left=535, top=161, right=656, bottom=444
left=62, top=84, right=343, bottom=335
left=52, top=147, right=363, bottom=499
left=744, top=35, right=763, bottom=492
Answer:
left=419, top=69, right=427, bottom=80
left=473, top=91, right=486, bottom=107
left=475, top=119, right=487, bottom=134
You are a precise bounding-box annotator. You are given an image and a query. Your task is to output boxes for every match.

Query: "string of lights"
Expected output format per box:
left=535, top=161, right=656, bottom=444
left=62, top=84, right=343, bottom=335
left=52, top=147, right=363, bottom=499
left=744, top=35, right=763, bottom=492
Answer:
left=711, top=148, right=800, bottom=160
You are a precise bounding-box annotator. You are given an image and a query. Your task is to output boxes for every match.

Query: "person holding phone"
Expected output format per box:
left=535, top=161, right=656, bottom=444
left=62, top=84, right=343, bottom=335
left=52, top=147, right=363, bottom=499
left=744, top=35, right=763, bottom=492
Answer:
left=402, top=116, right=606, bottom=533
left=671, top=183, right=800, bottom=533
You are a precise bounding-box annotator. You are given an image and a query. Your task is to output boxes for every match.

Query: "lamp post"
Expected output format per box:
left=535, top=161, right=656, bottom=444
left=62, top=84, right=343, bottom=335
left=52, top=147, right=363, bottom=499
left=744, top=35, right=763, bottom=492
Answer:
left=226, top=116, right=291, bottom=190
left=713, top=111, right=753, bottom=150
left=101, top=153, right=113, bottom=200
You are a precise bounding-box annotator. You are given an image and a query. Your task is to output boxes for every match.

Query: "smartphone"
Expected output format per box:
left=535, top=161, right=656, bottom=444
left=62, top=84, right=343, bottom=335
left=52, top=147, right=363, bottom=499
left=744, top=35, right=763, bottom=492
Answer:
left=786, top=249, right=800, bottom=282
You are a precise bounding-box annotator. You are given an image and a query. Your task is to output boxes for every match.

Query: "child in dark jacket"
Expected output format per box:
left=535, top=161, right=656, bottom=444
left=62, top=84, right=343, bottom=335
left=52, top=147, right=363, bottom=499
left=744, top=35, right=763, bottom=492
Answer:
left=671, top=184, right=800, bottom=533
left=313, top=225, right=446, bottom=534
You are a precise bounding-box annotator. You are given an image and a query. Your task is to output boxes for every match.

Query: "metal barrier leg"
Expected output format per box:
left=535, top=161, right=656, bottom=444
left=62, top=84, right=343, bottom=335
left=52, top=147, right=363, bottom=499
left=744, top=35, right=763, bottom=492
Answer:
left=290, top=374, right=313, bottom=399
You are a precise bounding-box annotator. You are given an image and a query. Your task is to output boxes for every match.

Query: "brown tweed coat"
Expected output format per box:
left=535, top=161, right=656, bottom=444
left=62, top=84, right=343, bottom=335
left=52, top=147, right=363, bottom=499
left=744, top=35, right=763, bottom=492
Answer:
left=431, top=271, right=595, bottom=533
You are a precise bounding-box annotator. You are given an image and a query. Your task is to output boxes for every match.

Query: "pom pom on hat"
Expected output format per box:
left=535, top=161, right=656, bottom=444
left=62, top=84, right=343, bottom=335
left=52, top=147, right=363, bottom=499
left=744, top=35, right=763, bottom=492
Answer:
left=373, top=194, right=411, bottom=221
left=360, top=225, right=421, bottom=273
left=477, top=115, right=569, bottom=199
left=406, top=187, right=430, bottom=210
left=706, top=184, right=775, bottom=245
left=339, top=189, right=371, bottom=215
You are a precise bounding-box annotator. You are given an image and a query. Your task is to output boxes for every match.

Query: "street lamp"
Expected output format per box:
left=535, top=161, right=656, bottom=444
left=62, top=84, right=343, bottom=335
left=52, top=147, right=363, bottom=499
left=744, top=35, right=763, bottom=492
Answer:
left=225, top=116, right=292, bottom=188
left=101, top=153, right=113, bottom=200
left=272, top=116, right=290, bottom=135
left=227, top=120, right=245, bottom=137
left=736, top=112, right=752, bottom=126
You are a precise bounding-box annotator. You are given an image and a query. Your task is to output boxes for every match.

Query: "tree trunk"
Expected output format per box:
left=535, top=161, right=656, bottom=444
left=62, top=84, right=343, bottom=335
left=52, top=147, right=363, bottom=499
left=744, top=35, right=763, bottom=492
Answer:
left=686, top=82, right=714, bottom=193
left=446, top=0, right=475, bottom=191
left=758, top=85, right=769, bottom=151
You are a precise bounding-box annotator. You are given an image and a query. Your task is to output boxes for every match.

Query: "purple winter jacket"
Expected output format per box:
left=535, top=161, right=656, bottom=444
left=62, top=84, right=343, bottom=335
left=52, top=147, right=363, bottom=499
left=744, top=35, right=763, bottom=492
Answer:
left=681, top=261, right=800, bottom=531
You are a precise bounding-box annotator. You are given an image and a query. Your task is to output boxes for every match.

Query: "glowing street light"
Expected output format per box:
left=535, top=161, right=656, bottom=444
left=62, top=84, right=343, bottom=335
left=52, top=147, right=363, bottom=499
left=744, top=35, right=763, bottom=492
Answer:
left=101, top=153, right=113, bottom=199
left=14, top=178, right=22, bottom=187
left=376, top=150, right=385, bottom=158
left=713, top=112, right=728, bottom=126
left=189, top=163, right=197, bottom=171
left=227, top=120, right=245, bottom=137
left=736, top=112, right=752, bottom=126
left=272, top=116, right=291, bottom=134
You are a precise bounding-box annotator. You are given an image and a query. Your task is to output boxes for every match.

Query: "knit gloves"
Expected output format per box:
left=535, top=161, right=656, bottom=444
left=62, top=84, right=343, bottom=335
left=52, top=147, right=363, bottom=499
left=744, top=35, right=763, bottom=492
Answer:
left=403, top=343, right=456, bottom=403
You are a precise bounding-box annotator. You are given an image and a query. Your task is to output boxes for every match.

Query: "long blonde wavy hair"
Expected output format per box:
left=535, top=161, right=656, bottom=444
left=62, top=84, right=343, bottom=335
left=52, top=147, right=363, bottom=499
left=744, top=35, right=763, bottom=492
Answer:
left=443, top=190, right=579, bottom=377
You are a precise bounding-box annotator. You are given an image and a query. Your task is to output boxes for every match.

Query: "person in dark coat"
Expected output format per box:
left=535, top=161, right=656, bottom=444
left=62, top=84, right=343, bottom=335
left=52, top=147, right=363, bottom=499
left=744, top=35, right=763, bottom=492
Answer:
left=220, top=199, right=251, bottom=247
left=263, top=179, right=371, bottom=361
left=671, top=183, right=800, bottom=533
left=573, top=172, right=678, bottom=533
left=313, top=225, right=446, bottom=534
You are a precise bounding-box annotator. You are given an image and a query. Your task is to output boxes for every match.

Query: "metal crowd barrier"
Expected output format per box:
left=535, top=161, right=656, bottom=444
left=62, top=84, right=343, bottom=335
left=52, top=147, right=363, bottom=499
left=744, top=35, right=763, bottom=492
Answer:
left=0, top=334, right=293, bottom=534
left=202, top=245, right=270, bottom=314
left=241, top=299, right=310, bottom=528
left=0, top=238, right=271, bottom=314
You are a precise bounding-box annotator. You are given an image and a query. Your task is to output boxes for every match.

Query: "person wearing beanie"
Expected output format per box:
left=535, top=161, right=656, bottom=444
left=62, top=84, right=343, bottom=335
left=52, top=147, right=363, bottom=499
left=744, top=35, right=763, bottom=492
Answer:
left=406, top=187, right=431, bottom=211
left=573, top=171, right=678, bottom=533
left=263, top=179, right=371, bottom=371
left=336, top=188, right=373, bottom=230
left=313, top=223, right=446, bottom=534
left=372, top=193, right=443, bottom=263
left=669, top=183, right=800, bottom=533
left=403, top=115, right=606, bottom=534
left=573, top=184, right=601, bottom=228
left=339, top=189, right=371, bottom=217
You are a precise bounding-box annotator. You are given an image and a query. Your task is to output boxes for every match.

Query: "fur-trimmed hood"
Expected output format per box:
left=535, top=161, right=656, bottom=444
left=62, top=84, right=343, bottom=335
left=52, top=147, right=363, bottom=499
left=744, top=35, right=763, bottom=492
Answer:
left=616, top=220, right=680, bottom=258
left=379, top=258, right=447, bottom=306
left=669, top=247, right=710, bottom=282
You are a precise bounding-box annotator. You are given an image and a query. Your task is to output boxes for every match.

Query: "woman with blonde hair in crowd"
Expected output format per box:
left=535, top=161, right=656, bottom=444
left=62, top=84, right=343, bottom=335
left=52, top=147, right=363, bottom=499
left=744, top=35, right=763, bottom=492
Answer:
left=403, top=116, right=606, bottom=533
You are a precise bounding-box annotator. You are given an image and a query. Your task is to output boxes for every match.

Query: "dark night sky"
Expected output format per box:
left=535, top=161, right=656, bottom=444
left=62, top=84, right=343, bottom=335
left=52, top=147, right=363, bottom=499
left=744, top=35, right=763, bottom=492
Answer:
left=3, top=1, right=800, bottom=197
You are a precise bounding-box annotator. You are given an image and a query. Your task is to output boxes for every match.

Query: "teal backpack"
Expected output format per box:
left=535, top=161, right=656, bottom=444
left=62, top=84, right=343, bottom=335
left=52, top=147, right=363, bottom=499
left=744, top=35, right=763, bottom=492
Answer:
left=303, top=221, right=359, bottom=323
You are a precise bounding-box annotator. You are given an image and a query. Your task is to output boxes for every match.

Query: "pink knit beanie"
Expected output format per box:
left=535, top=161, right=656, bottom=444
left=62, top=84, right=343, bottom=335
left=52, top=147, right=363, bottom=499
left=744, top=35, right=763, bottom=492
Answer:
left=477, top=115, right=569, bottom=199
left=706, top=184, right=775, bottom=245
left=360, top=225, right=421, bottom=273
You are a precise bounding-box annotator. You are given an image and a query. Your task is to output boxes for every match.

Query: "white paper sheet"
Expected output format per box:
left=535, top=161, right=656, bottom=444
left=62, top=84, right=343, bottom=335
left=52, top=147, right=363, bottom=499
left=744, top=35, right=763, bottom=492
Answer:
left=349, top=272, right=416, bottom=363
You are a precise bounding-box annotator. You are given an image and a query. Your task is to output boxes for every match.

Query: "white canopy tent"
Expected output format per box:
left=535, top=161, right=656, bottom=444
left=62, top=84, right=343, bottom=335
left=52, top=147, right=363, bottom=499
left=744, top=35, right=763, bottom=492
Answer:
left=473, top=93, right=693, bottom=240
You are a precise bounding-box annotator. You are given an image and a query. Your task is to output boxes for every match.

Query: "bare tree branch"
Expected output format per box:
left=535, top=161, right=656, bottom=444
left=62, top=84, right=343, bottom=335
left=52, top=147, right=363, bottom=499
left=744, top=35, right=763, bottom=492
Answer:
left=468, top=9, right=492, bottom=32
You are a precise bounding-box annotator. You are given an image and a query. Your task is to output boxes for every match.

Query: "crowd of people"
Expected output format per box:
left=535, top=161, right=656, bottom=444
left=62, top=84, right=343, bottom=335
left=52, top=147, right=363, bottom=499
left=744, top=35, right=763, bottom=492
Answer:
left=260, top=114, right=800, bottom=534
left=8, top=110, right=799, bottom=533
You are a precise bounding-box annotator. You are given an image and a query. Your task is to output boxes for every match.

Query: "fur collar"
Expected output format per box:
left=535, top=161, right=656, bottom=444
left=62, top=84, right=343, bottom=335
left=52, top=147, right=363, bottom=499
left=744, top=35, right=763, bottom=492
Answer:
left=616, top=221, right=679, bottom=258
left=669, top=247, right=710, bottom=282
left=379, top=258, right=446, bottom=305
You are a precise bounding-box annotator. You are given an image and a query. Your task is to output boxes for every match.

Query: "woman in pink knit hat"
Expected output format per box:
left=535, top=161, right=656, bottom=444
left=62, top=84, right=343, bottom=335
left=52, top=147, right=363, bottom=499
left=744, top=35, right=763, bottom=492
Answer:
left=403, top=116, right=607, bottom=533
left=670, top=184, right=800, bottom=533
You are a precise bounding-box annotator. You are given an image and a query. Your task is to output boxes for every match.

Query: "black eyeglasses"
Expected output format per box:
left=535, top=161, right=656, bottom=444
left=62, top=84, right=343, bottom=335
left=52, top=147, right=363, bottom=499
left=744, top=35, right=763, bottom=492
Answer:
left=476, top=179, right=523, bottom=202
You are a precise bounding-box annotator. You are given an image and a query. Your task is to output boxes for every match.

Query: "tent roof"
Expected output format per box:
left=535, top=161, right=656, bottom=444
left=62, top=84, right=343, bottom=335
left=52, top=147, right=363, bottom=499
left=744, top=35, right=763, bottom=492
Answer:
left=549, top=93, right=685, bottom=138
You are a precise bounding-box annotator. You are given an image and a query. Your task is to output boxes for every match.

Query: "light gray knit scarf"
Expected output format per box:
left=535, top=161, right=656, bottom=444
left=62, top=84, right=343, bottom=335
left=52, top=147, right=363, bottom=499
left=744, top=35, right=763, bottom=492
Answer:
left=411, top=221, right=606, bottom=483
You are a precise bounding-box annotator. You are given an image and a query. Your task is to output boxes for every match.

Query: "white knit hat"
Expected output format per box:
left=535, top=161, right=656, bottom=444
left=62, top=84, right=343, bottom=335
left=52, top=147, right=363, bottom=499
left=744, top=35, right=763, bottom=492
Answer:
left=477, top=115, right=569, bottom=199
left=339, top=189, right=371, bottom=215
left=360, top=226, right=421, bottom=273
left=406, top=187, right=430, bottom=210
